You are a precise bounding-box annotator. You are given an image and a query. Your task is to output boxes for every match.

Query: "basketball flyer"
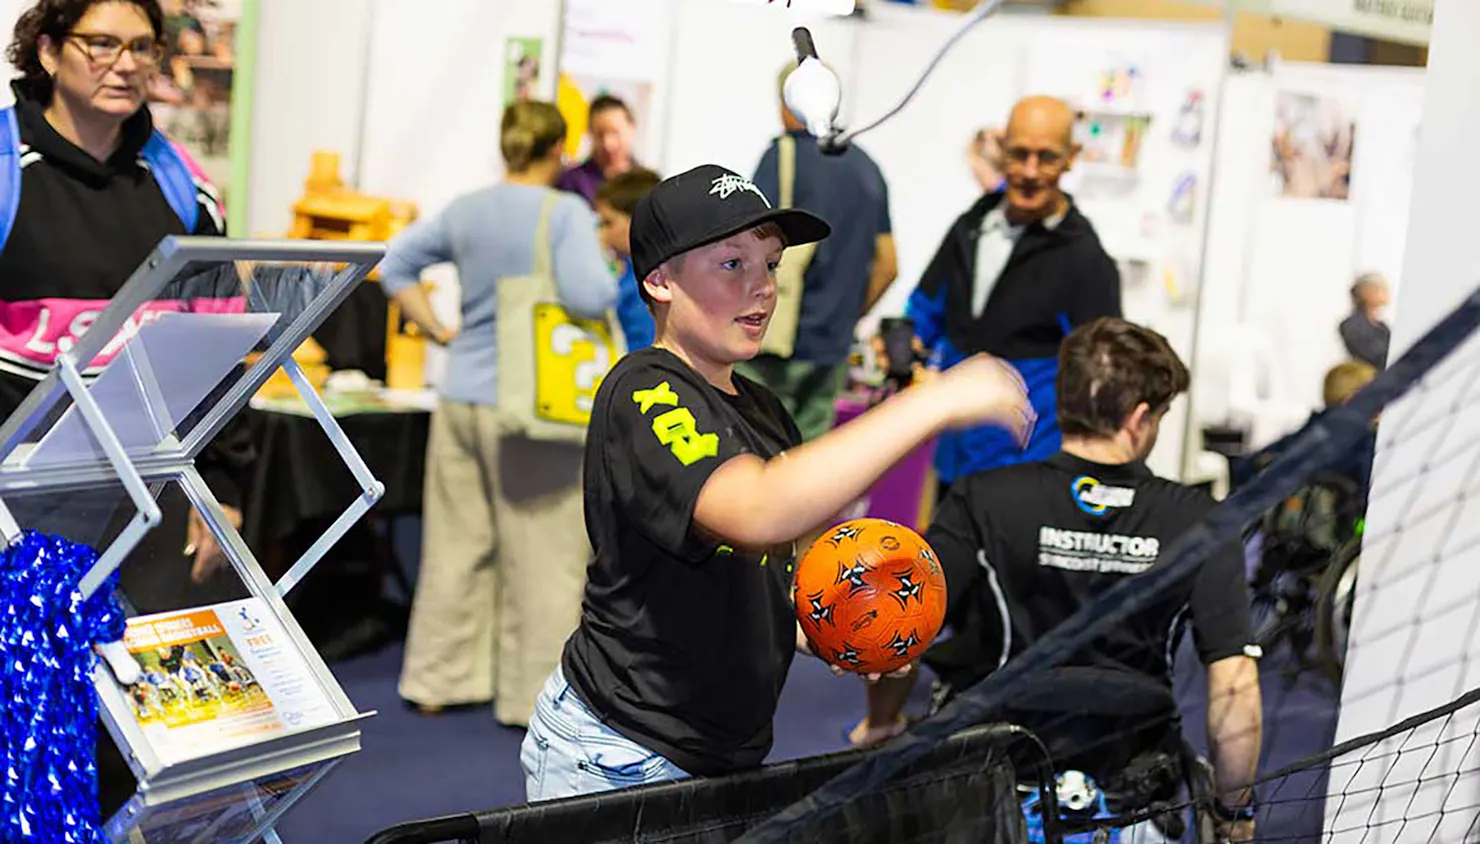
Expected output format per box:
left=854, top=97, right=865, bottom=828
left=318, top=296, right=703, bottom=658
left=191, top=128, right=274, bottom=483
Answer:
left=119, top=598, right=338, bottom=764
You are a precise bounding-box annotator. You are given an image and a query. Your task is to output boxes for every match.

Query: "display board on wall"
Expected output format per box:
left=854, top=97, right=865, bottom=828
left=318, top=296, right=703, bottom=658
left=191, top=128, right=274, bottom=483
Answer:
left=558, top=0, right=672, bottom=164
left=148, top=0, right=258, bottom=230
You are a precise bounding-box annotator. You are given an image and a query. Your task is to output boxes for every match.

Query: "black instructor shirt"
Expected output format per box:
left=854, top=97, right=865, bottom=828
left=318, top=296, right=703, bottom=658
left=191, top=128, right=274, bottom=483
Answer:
left=562, top=347, right=802, bottom=777
left=924, top=452, right=1254, bottom=695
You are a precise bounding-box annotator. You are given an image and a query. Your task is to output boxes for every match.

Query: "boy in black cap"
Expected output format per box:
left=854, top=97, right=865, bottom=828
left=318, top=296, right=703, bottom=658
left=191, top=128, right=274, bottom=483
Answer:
left=520, top=164, right=1035, bottom=801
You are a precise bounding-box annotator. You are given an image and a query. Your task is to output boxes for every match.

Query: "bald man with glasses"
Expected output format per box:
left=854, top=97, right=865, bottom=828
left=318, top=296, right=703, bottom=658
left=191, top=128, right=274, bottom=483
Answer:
left=890, top=96, right=1123, bottom=501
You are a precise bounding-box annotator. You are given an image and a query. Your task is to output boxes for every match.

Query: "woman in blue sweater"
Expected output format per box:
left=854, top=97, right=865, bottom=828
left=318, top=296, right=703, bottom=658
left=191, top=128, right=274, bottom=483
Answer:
left=379, top=100, right=617, bottom=726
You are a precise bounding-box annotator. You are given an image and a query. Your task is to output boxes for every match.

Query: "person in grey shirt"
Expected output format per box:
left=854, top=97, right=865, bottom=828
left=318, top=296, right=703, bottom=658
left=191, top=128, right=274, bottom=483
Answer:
left=379, top=100, right=617, bottom=727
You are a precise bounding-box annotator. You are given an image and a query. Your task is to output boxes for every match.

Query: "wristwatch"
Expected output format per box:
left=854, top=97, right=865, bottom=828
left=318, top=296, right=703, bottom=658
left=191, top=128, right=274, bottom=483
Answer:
left=1210, top=795, right=1257, bottom=823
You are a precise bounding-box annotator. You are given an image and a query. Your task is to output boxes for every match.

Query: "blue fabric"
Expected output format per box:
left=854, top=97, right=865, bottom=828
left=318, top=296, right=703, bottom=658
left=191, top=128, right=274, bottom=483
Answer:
left=906, top=276, right=947, bottom=352
left=139, top=130, right=198, bottom=233
left=378, top=184, right=617, bottom=406
left=521, top=666, right=689, bottom=802
left=908, top=284, right=1071, bottom=483
left=1, top=531, right=125, bottom=844
left=0, top=106, right=198, bottom=252
left=1020, top=774, right=1173, bottom=843
left=931, top=351, right=1061, bottom=484
left=752, top=130, right=891, bottom=365
left=613, top=257, right=654, bottom=351
left=0, top=109, right=19, bottom=253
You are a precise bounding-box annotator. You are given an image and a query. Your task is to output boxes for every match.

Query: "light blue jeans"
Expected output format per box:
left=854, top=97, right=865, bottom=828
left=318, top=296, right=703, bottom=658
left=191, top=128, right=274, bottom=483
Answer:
left=520, top=666, right=691, bottom=802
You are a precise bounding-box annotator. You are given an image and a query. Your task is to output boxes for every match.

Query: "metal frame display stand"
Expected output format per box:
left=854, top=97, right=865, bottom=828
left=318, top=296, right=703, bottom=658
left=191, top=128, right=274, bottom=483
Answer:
left=0, top=236, right=390, bottom=843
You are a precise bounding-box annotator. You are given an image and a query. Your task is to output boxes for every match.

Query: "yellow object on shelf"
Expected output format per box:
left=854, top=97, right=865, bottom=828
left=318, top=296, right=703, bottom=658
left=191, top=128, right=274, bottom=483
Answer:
left=286, top=151, right=418, bottom=246
left=267, top=151, right=431, bottom=394
left=385, top=296, right=433, bottom=392
left=250, top=336, right=331, bottom=401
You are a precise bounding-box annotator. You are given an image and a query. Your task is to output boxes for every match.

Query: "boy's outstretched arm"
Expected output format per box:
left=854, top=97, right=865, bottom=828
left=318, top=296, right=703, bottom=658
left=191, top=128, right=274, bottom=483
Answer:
left=694, top=355, right=1032, bottom=548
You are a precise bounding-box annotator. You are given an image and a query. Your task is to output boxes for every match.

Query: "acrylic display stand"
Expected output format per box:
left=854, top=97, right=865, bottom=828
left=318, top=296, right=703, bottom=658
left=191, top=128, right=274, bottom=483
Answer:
left=0, top=236, right=388, bottom=843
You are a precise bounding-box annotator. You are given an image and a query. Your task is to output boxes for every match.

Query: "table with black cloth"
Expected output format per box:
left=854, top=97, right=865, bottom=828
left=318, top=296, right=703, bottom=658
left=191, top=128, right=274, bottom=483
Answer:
left=312, top=280, right=391, bottom=383
left=239, top=399, right=430, bottom=660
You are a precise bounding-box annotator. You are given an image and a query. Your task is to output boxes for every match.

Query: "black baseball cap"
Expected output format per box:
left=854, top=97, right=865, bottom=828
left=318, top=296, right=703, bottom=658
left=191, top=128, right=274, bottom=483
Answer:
left=630, top=164, right=831, bottom=284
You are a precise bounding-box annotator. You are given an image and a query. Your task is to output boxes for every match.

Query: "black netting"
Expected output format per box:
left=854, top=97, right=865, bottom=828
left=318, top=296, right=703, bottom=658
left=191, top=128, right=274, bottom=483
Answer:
left=726, top=285, right=1480, bottom=844
left=366, top=724, right=1026, bottom=843
left=363, top=283, right=1480, bottom=843
left=365, top=286, right=1480, bottom=843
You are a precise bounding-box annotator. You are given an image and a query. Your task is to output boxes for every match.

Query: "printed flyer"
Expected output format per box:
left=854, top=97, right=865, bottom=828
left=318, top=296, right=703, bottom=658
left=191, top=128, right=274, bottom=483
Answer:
left=119, top=598, right=337, bottom=764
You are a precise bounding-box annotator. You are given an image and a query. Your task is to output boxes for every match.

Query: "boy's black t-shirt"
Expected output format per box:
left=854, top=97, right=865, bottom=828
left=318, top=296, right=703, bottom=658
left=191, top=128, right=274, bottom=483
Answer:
left=561, top=347, right=803, bottom=777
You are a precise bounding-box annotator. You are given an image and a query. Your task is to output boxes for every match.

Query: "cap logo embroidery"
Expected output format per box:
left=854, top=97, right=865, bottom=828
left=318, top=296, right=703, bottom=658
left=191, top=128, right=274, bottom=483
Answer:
left=709, top=174, right=771, bottom=207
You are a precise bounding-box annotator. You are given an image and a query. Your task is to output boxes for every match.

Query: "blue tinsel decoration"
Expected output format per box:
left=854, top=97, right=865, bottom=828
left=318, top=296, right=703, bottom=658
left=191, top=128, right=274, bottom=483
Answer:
left=1, top=530, right=124, bottom=843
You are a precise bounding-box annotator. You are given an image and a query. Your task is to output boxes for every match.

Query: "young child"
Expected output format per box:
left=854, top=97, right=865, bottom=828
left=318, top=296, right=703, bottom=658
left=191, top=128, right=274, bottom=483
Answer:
left=596, top=168, right=662, bottom=351
left=520, top=164, right=1034, bottom=802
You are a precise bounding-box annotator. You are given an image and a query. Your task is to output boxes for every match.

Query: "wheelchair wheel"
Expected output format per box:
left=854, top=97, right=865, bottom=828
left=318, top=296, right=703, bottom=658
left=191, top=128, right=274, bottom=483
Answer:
left=1314, top=539, right=1361, bottom=686
left=1181, top=745, right=1221, bottom=843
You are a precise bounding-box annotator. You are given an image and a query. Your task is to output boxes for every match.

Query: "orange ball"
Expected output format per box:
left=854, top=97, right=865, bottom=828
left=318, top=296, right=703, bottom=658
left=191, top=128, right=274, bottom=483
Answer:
left=794, top=518, right=948, bottom=675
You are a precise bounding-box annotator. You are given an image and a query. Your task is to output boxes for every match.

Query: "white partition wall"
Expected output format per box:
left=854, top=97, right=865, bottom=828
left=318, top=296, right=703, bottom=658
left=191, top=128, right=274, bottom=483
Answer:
left=351, top=0, right=566, bottom=385
left=357, top=0, right=565, bottom=215
left=849, top=4, right=1029, bottom=321
left=248, top=0, right=376, bottom=238
left=659, top=0, right=862, bottom=178
left=1191, top=62, right=1425, bottom=451
left=1324, top=0, right=1480, bottom=838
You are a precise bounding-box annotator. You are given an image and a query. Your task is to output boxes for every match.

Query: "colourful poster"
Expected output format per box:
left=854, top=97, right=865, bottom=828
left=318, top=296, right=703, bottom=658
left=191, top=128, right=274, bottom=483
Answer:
left=119, top=598, right=337, bottom=764
left=505, top=37, right=545, bottom=106
left=147, top=0, right=257, bottom=225
left=1271, top=90, right=1357, bottom=202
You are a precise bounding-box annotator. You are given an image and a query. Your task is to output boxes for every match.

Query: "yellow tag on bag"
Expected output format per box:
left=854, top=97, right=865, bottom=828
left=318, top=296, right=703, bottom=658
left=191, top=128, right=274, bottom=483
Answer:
left=533, top=303, right=620, bottom=426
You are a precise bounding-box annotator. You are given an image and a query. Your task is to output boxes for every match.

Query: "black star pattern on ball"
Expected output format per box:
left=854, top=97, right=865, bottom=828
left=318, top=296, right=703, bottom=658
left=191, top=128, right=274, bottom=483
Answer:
left=807, top=593, right=835, bottom=627
left=835, top=558, right=872, bottom=596
left=832, top=643, right=863, bottom=666
left=919, top=545, right=941, bottom=576
left=889, top=571, right=924, bottom=610
left=827, top=525, right=864, bottom=546
left=887, top=629, right=921, bottom=658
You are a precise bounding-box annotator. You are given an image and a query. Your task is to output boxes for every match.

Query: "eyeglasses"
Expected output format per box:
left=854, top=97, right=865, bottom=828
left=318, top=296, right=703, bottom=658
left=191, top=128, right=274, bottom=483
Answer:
left=1003, top=146, right=1067, bottom=172
left=66, top=32, right=163, bottom=67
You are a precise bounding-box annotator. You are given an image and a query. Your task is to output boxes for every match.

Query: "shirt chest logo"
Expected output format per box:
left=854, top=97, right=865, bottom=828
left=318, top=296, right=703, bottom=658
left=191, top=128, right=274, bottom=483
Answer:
left=1071, top=475, right=1135, bottom=516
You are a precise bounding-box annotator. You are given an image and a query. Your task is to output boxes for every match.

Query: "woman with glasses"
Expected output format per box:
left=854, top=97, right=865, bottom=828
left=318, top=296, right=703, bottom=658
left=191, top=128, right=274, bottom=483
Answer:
left=2, top=0, right=252, bottom=819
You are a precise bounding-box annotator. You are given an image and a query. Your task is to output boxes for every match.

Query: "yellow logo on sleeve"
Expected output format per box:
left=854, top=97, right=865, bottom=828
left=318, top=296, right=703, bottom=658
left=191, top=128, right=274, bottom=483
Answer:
left=632, top=380, right=719, bottom=466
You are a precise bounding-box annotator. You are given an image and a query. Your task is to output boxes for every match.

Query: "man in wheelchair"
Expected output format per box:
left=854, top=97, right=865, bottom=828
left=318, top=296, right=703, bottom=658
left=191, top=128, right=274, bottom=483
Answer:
left=853, top=318, right=1263, bottom=842
left=1238, top=360, right=1377, bottom=683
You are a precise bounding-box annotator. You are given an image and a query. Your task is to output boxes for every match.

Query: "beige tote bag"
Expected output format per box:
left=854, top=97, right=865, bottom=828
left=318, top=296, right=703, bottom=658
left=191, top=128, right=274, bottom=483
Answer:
left=496, top=191, right=626, bottom=443
left=760, top=134, right=819, bottom=359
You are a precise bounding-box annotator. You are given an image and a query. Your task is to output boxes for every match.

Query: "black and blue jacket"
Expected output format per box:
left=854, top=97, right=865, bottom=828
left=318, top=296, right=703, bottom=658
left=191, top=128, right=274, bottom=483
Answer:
left=906, top=191, right=1121, bottom=484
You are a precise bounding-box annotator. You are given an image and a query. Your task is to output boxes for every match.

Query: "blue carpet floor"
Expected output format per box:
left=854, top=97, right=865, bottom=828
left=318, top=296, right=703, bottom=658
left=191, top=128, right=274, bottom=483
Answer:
left=273, top=633, right=1338, bottom=843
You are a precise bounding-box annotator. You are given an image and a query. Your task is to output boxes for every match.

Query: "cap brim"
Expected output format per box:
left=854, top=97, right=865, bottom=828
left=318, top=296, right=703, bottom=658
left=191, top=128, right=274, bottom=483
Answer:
left=634, top=207, right=832, bottom=283
left=758, top=207, right=832, bottom=248
left=689, top=207, right=832, bottom=256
